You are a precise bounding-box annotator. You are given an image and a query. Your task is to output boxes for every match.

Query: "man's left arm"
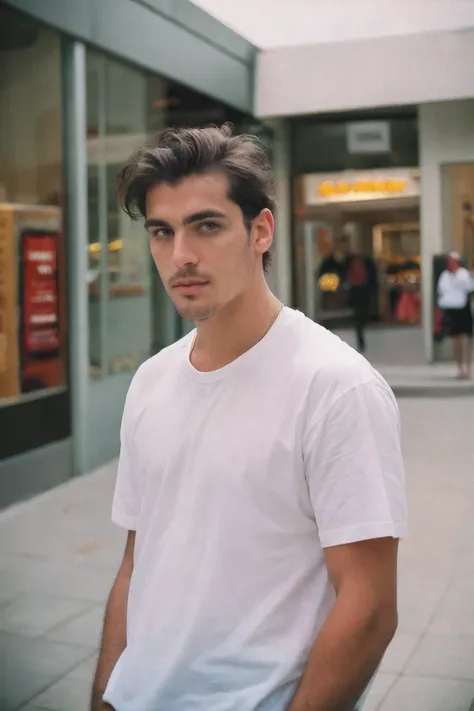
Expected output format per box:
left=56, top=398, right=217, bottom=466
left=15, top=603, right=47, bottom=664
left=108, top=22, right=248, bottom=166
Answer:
left=291, top=377, right=407, bottom=711
left=288, top=537, right=398, bottom=711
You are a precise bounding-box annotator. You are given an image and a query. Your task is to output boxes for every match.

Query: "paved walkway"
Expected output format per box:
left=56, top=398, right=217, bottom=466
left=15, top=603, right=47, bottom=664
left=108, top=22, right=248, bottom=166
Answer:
left=335, top=327, right=474, bottom=396
left=1, top=396, right=474, bottom=711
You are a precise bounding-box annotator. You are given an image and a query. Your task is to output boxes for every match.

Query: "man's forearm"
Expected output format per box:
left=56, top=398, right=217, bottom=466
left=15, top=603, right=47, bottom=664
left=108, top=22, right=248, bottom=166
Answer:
left=90, top=570, right=131, bottom=711
left=288, top=595, right=397, bottom=711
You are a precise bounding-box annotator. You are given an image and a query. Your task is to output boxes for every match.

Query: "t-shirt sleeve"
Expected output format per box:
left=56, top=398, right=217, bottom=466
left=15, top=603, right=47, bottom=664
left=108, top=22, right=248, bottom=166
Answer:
left=303, top=379, right=407, bottom=549
left=461, top=268, right=474, bottom=292
left=111, top=383, right=141, bottom=530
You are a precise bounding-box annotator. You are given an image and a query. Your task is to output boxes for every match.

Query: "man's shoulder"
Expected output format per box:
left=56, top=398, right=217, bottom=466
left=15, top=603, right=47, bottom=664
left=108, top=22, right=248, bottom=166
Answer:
left=283, top=310, right=387, bottom=399
left=128, top=333, right=192, bottom=397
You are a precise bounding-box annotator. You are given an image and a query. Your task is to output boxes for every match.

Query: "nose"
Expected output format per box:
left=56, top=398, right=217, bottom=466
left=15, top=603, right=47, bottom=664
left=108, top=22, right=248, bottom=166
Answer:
left=172, top=231, right=198, bottom=269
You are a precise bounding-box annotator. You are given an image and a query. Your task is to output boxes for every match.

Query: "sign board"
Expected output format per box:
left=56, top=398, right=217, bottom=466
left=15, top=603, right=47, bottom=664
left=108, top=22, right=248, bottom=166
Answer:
left=347, top=121, right=390, bottom=154
left=22, top=232, right=60, bottom=354
left=0, top=205, right=64, bottom=400
left=302, top=168, right=420, bottom=207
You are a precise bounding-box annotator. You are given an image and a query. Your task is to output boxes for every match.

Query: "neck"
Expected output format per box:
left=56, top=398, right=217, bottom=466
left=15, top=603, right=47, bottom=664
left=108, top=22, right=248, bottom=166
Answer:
left=191, top=276, right=282, bottom=372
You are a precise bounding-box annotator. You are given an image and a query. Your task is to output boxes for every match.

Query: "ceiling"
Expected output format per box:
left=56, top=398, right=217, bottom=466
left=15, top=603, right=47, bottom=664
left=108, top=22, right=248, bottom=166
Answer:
left=191, top=0, right=474, bottom=49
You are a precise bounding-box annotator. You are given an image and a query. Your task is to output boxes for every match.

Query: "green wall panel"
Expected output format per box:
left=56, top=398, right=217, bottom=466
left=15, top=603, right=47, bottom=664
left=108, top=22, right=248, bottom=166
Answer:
left=2, top=0, right=255, bottom=112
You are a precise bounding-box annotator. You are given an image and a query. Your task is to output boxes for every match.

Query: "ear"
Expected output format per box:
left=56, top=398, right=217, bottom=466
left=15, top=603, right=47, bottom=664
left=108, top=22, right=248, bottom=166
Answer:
left=252, top=208, right=274, bottom=259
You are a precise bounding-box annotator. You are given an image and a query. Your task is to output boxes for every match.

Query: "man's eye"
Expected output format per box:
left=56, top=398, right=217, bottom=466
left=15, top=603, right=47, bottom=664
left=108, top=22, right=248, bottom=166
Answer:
left=150, top=228, right=172, bottom=240
left=197, top=221, right=220, bottom=234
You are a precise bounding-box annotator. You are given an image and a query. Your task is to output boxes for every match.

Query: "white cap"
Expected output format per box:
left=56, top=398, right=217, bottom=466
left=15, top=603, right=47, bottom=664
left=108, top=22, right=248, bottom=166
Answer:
left=449, top=250, right=461, bottom=261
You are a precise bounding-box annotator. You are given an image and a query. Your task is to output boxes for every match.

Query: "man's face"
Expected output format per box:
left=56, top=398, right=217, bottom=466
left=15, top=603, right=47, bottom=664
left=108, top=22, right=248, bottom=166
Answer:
left=336, top=237, right=350, bottom=256
left=145, top=172, right=273, bottom=321
left=447, top=256, right=459, bottom=273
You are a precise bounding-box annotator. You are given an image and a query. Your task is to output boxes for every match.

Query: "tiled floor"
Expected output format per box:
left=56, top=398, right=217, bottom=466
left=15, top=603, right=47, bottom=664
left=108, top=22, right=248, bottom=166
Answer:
left=0, top=396, right=473, bottom=710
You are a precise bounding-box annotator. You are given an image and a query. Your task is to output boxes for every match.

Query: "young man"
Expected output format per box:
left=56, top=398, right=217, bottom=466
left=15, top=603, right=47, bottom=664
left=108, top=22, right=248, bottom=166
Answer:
left=92, top=125, right=407, bottom=711
left=438, top=251, right=473, bottom=379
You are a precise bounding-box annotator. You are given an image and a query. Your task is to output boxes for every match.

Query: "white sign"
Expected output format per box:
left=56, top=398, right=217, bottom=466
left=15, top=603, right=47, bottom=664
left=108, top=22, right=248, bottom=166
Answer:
left=347, top=121, right=391, bottom=154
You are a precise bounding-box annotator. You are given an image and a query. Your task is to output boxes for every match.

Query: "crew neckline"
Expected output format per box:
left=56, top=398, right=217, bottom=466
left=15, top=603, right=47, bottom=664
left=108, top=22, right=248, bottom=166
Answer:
left=181, top=306, right=296, bottom=383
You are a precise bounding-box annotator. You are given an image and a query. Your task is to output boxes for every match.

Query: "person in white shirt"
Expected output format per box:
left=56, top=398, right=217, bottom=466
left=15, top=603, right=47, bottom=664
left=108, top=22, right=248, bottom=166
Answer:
left=91, top=125, right=407, bottom=711
left=437, top=251, right=473, bottom=379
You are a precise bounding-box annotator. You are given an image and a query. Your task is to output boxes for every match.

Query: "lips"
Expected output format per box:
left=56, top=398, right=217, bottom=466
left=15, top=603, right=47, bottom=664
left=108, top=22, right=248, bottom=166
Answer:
left=172, top=279, right=209, bottom=296
left=173, top=279, right=208, bottom=288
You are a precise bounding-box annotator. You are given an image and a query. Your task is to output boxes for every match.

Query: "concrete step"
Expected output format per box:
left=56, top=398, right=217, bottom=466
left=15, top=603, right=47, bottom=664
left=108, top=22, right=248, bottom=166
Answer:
left=377, top=364, right=474, bottom=397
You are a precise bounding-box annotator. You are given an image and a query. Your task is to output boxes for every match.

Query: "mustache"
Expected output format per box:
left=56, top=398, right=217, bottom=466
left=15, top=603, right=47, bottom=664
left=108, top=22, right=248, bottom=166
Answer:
left=169, top=267, right=210, bottom=288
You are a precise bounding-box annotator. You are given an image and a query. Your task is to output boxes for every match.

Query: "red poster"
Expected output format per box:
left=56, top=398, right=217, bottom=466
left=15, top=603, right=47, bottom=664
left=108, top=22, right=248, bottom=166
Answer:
left=22, top=233, right=60, bottom=354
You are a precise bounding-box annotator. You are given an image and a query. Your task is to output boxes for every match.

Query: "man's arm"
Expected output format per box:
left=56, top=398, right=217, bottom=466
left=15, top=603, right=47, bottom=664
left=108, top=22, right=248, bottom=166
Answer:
left=288, top=536, right=398, bottom=711
left=90, top=530, right=136, bottom=711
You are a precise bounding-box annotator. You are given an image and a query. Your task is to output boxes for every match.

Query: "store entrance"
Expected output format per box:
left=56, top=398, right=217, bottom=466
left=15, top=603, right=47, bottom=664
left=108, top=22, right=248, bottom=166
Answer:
left=295, top=200, right=421, bottom=328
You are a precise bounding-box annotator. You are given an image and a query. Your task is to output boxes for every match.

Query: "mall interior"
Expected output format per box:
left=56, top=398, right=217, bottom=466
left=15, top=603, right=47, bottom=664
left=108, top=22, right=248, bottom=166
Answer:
left=1, top=0, right=474, bottom=506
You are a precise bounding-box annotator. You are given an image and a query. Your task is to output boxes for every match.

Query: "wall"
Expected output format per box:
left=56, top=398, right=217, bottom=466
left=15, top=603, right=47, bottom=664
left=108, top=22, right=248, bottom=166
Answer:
left=192, top=0, right=474, bottom=49
left=264, top=119, right=292, bottom=305
left=419, top=99, right=474, bottom=361
left=256, top=29, right=474, bottom=118
left=0, top=439, right=71, bottom=509
left=3, top=0, right=255, bottom=113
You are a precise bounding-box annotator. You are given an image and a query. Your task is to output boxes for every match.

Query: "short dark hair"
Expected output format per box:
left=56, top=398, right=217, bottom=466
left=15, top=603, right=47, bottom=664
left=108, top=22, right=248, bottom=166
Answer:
left=117, top=124, right=275, bottom=272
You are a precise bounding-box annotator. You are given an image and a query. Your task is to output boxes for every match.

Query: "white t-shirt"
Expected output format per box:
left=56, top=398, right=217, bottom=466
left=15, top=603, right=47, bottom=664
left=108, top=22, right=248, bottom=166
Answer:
left=438, top=267, right=473, bottom=309
left=104, top=307, right=407, bottom=711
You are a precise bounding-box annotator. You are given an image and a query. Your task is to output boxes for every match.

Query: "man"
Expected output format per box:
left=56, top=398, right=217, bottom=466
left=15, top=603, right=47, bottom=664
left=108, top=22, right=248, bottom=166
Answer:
left=338, top=237, right=378, bottom=354
left=438, top=251, right=473, bottom=379
left=91, top=125, right=407, bottom=711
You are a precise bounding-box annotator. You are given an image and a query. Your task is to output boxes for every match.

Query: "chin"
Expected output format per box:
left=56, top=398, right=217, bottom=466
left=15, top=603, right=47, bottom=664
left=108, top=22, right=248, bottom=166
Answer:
left=177, top=302, right=217, bottom=322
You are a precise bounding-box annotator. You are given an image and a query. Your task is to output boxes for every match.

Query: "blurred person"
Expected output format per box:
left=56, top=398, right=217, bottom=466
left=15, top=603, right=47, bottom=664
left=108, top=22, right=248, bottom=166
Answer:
left=437, top=251, right=473, bottom=379
left=91, top=125, right=406, bottom=711
left=338, top=237, right=378, bottom=353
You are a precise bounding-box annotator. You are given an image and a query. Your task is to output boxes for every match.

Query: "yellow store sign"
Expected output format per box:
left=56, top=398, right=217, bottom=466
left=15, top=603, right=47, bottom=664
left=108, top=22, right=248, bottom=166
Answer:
left=303, top=169, right=420, bottom=206
left=318, top=178, right=408, bottom=198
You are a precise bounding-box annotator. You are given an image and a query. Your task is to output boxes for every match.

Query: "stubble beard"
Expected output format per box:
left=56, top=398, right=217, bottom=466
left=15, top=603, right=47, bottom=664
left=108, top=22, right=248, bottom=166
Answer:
left=177, top=300, right=218, bottom=323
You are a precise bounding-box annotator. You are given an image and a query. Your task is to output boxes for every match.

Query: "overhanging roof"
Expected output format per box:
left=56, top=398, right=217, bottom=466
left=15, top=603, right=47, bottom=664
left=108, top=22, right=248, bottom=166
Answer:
left=192, top=0, right=474, bottom=117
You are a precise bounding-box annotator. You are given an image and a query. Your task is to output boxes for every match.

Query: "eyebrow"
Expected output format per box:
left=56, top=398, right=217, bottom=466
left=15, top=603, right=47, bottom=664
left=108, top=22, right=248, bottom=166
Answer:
left=144, top=210, right=227, bottom=231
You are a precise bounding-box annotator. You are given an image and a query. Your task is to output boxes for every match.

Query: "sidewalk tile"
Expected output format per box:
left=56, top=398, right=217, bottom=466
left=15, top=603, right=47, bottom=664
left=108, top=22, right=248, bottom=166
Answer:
left=46, top=605, right=105, bottom=648
left=379, top=676, right=474, bottom=711
left=2, top=558, right=114, bottom=603
left=67, top=653, right=98, bottom=683
left=379, top=632, right=420, bottom=674
left=396, top=577, right=447, bottom=634
left=363, top=673, right=397, bottom=711
left=29, top=676, right=90, bottom=711
left=404, top=633, right=474, bottom=681
left=429, top=582, right=474, bottom=635
left=0, top=632, right=91, bottom=711
left=0, top=593, right=93, bottom=637
left=0, top=516, right=118, bottom=560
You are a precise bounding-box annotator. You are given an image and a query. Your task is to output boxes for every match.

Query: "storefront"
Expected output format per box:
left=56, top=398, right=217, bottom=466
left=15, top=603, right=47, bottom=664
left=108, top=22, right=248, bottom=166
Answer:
left=290, top=112, right=420, bottom=330
left=0, top=7, right=71, bottom=506
left=419, top=100, right=474, bottom=361
left=294, top=168, right=421, bottom=328
left=0, top=0, right=260, bottom=507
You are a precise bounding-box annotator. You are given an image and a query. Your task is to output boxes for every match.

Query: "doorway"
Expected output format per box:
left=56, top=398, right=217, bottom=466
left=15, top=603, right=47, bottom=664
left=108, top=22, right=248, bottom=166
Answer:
left=295, top=200, right=421, bottom=329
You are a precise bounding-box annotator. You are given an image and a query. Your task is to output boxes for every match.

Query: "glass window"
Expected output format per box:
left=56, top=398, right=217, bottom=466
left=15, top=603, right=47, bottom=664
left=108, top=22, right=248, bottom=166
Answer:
left=0, top=6, right=67, bottom=404
left=86, top=52, right=153, bottom=379
left=86, top=49, right=273, bottom=367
